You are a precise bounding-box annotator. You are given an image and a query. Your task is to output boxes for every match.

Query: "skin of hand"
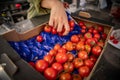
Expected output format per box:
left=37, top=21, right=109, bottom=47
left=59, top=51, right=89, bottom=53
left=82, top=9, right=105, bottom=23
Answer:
left=41, top=0, right=70, bottom=35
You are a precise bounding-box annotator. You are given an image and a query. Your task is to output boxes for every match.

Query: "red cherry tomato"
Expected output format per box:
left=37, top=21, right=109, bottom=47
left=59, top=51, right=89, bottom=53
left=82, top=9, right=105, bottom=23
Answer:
left=79, top=21, right=85, bottom=26
left=63, top=62, right=74, bottom=72
left=110, top=36, right=115, bottom=40
left=44, top=67, right=57, bottom=80
left=73, top=58, right=84, bottom=69
left=90, top=55, right=97, bottom=63
left=54, top=44, right=61, bottom=51
left=58, top=48, right=67, bottom=54
left=92, top=45, right=102, bottom=57
left=49, top=49, right=57, bottom=56
left=44, top=25, right=52, bottom=33
left=78, top=50, right=88, bottom=60
left=93, top=29, right=98, bottom=34
left=72, top=74, right=82, bottom=80
left=71, top=35, right=80, bottom=43
left=94, top=33, right=101, bottom=40
left=81, top=29, right=86, bottom=34
left=113, top=39, right=119, bottom=44
left=67, top=53, right=74, bottom=62
left=84, top=59, right=94, bottom=69
left=52, top=62, right=63, bottom=73
left=36, top=35, right=43, bottom=42
left=55, top=53, right=68, bottom=64
left=65, top=41, right=75, bottom=51
left=86, top=38, right=96, bottom=46
left=59, top=72, right=72, bottom=80
left=81, top=25, right=87, bottom=29
left=35, top=60, right=48, bottom=72
left=97, top=25, right=104, bottom=32
left=78, top=66, right=90, bottom=77
left=84, top=32, right=92, bottom=39
left=102, top=33, right=107, bottom=40
left=51, top=28, right=57, bottom=34
left=76, top=41, right=85, bottom=51
left=84, top=44, right=91, bottom=53
left=69, top=20, right=75, bottom=28
left=43, top=54, right=54, bottom=65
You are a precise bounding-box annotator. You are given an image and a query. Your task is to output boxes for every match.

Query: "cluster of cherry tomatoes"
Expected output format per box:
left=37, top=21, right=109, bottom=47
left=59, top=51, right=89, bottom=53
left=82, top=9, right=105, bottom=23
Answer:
left=29, top=20, right=108, bottom=80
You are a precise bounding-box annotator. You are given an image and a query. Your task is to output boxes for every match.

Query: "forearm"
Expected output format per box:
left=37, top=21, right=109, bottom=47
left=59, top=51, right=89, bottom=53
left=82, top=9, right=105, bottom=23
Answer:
left=41, top=0, right=63, bottom=9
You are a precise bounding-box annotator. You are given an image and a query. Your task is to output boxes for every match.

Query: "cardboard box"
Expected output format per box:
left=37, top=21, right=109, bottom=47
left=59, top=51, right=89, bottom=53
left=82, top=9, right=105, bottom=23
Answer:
left=2, top=17, right=113, bottom=80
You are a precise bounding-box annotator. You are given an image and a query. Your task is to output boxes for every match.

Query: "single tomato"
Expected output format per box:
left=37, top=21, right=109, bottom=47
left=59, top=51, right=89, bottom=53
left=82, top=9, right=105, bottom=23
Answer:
left=36, top=35, right=43, bottom=42
left=93, top=33, right=101, bottom=40
left=85, top=38, right=96, bottom=46
left=51, top=28, right=57, bottom=34
left=49, top=49, right=57, bottom=56
left=69, top=20, right=75, bottom=28
left=93, top=29, right=98, bottom=34
left=44, top=67, right=57, bottom=80
left=97, top=25, right=104, bottom=32
left=78, top=50, right=88, bottom=60
left=44, top=25, right=52, bottom=33
left=76, top=42, right=85, bottom=51
left=101, top=33, right=107, bottom=40
left=92, top=45, right=102, bottom=57
left=73, top=58, right=84, bottom=69
left=65, top=41, right=75, bottom=51
left=71, top=35, right=79, bottom=43
left=55, top=53, right=68, bottom=64
left=84, top=32, right=92, bottom=39
left=52, top=62, right=63, bottom=73
left=84, top=44, right=91, bottom=53
left=63, top=62, right=74, bottom=72
left=54, top=44, right=61, bottom=51
left=78, top=66, right=90, bottom=77
left=58, top=48, right=67, bottom=54
left=59, top=72, right=72, bottom=80
left=84, top=59, right=94, bottom=69
left=79, top=21, right=85, bottom=26
left=35, top=60, right=48, bottom=72
left=43, top=54, right=54, bottom=65
left=90, top=55, right=97, bottom=63
left=72, top=74, right=82, bottom=80
left=67, top=52, right=74, bottom=62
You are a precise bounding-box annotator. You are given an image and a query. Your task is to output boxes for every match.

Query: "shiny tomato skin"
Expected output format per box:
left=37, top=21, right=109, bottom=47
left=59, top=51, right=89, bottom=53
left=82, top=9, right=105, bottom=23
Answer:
left=84, top=44, right=91, bottom=53
left=51, top=28, right=57, bottom=34
left=81, top=25, right=87, bottom=29
left=55, top=53, right=68, bottom=64
left=73, top=58, right=84, bottom=69
left=84, top=32, right=92, bottom=39
left=94, top=33, right=101, bottom=40
left=43, top=54, right=54, bottom=65
left=63, top=62, right=74, bottom=72
left=72, top=74, right=82, bottom=80
left=81, top=29, right=86, bottom=34
left=79, top=21, right=85, bottom=26
left=78, top=50, right=88, bottom=60
left=67, top=53, right=74, bottom=62
left=112, top=39, right=119, bottom=44
left=59, top=72, right=72, bottom=80
left=84, top=59, right=94, bottom=69
left=90, top=55, right=97, bottom=63
left=35, top=60, right=48, bottom=73
left=54, top=44, right=61, bottom=51
left=97, top=25, right=104, bottom=32
left=93, top=29, right=98, bottom=34
left=49, top=49, right=57, bottom=56
left=65, top=41, right=75, bottom=51
left=102, top=33, right=107, bottom=40
left=36, top=35, right=43, bottom=42
left=44, top=25, right=52, bottom=33
left=86, top=38, right=96, bottom=46
left=52, top=62, right=63, bottom=73
left=76, top=42, right=85, bottom=51
left=71, top=35, right=79, bottom=43
left=58, top=48, right=67, bottom=54
left=110, top=36, right=115, bottom=40
left=78, top=66, right=90, bottom=77
left=92, top=45, right=102, bottom=57
left=69, top=20, right=75, bottom=28
left=44, top=67, right=57, bottom=80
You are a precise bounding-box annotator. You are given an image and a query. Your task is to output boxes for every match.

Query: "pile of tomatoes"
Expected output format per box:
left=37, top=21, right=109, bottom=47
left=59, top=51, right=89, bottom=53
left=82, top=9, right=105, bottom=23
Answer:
left=29, top=20, right=107, bottom=80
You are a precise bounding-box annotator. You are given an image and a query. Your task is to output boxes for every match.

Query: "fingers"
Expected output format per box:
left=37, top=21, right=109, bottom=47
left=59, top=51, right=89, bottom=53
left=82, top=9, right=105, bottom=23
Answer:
left=57, top=18, right=63, bottom=32
left=63, top=23, right=70, bottom=35
left=49, top=15, right=54, bottom=27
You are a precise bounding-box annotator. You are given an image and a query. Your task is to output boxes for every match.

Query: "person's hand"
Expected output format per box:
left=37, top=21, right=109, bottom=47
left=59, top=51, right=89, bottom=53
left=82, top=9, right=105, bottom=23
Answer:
left=41, top=0, right=70, bottom=35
